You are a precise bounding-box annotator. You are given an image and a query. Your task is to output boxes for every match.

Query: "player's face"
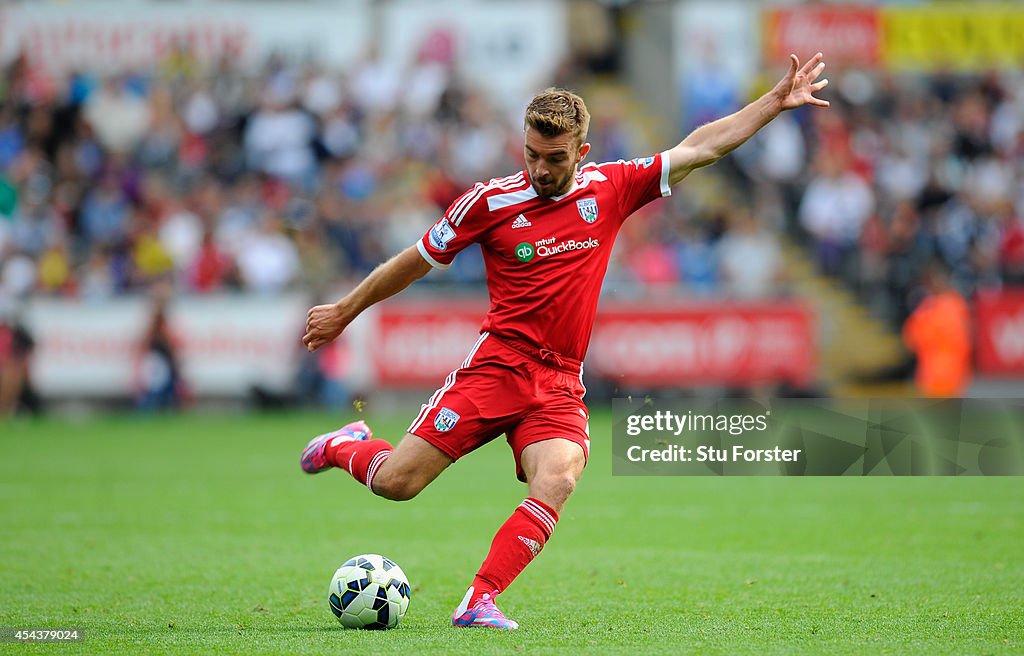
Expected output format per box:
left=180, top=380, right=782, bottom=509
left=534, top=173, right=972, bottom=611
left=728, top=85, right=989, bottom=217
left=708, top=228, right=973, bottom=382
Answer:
left=524, top=127, right=590, bottom=198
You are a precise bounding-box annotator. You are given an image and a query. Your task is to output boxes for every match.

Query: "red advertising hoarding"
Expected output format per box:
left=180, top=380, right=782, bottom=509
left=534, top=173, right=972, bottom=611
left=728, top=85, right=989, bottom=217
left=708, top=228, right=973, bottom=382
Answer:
left=374, top=300, right=816, bottom=388
left=763, top=6, right=881, bottom=67
left=24, top=296, right=817, bottom=397
left=373, top=300, right=487, bottom=387
left=588, top=302, right=815, bottom=387
left=975, top=291, right=1024, bottom=375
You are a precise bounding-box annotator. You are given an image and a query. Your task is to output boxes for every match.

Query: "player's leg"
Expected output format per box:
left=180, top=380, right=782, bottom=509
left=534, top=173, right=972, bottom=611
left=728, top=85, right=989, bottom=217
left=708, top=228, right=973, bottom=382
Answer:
left=301, top=334, right=498, bottom=497
left=519, top=438, right=587, bottom=513
left=453, top=355, right=589, bottom=631
left=471, top=438, right=585, bottom=592
left=453, top=438, right=586, bottom=630
left=365, top=433, right=453, bottom=501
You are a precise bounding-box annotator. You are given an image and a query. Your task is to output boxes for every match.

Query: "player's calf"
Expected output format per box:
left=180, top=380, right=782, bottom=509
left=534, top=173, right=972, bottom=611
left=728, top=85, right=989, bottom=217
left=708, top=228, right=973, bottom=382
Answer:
left=365, top=469, right=422, bottom=501
left=366, top=433, right=455, bottom=501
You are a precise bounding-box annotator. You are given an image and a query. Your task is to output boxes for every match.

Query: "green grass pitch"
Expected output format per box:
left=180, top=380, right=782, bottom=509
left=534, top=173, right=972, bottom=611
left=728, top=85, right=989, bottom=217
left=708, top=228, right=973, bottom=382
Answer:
left=2, top=410, right=1022, bottom=655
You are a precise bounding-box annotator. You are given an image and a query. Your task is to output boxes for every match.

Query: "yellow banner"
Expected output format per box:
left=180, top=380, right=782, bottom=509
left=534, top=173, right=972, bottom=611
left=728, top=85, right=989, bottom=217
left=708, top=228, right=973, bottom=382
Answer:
left=882, top=6, right=1024, bottom=71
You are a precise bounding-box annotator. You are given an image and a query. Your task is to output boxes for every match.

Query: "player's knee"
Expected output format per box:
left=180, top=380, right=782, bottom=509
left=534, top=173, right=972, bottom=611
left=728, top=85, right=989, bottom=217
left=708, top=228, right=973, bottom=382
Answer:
left=369, top=471, right=422, bottom=502
left=532, top=470, right=577, bottom=508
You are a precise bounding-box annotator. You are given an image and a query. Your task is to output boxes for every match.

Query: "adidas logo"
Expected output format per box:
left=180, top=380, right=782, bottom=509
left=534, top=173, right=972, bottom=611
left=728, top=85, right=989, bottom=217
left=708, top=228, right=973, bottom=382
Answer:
left=518, top=535, right=542, bottom=557
left=511, top=215, right=532, bottom=229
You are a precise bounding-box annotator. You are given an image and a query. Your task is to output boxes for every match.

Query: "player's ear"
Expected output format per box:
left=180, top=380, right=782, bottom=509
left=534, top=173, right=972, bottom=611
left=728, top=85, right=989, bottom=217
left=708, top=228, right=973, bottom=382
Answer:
left=578, top=142, right=591, bottom=161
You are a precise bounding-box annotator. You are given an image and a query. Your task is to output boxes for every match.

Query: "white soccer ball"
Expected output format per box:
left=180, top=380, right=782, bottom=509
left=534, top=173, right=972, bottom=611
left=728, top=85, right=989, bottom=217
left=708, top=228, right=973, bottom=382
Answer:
left=328, top=554, right=411, bottom=629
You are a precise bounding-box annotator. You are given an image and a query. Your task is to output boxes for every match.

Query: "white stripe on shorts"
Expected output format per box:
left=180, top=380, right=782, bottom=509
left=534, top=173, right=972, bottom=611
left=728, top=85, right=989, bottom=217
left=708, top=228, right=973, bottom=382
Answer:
left=408, top=332, right=490, bottom=434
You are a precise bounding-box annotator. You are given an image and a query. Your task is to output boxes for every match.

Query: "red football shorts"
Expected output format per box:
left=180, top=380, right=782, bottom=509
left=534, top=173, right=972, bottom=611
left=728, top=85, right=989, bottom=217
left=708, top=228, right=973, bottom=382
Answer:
left=407, top=332, right=590, bottom=481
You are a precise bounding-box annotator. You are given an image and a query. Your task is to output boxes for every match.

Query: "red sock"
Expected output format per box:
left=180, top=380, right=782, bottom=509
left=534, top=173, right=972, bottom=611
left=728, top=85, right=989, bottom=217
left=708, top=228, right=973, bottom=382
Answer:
left=470, top=498, right=559, bottom=603
left=324, top=438, right=392, bottom=489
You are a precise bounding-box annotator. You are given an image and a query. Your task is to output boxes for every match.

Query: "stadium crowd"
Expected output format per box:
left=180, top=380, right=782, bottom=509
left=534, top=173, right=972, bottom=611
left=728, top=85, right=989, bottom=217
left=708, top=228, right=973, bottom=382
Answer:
left=0, top=48, right=1021, bottom=332
left=733, top=68, right=1024, bottom=328
left=0, top=47, right=789, bottom=319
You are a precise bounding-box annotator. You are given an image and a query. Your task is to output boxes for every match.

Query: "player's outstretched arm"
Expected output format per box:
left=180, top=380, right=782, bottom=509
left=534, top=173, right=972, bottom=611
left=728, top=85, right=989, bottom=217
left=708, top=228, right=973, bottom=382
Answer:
left=303, top=244, right=432, bottom=352
left=666, top=52, right=829, bottom=186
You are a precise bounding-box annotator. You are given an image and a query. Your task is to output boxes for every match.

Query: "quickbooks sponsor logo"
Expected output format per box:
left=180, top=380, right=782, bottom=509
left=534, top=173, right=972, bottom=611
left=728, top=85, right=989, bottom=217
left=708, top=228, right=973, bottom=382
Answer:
left=537, top=237, right=600, bottom=257
left=516, top=242, right=535, bottom=263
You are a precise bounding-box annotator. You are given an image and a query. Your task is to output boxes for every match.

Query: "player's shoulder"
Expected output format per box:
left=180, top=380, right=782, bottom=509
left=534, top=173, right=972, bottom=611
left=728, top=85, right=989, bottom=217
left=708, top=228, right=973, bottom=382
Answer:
left=447, top=171, right=530, bottom=225
left=592, top=154, right=660, bottom=173
left=582, top=156, right=661, bottom=191
left=473, top=171, right=531, bottom=199
left=482, top=171, right=531, bottom=200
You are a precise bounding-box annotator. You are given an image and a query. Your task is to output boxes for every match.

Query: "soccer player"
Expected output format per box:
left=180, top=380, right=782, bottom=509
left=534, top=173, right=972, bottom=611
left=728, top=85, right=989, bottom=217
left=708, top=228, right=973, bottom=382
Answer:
left=301, top=53, right=829, bottom=629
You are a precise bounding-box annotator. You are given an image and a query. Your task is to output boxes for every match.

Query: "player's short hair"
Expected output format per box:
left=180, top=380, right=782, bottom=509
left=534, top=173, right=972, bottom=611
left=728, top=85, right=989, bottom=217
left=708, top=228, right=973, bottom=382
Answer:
left=524, top=88, right=590, bottom=148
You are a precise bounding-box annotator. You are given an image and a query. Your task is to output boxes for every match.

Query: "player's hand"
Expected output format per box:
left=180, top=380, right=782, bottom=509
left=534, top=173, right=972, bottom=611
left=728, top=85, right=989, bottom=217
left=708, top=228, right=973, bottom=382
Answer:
left=303, top=303, right=349, bottom=352
left=774, top=52, right=829, bottom=111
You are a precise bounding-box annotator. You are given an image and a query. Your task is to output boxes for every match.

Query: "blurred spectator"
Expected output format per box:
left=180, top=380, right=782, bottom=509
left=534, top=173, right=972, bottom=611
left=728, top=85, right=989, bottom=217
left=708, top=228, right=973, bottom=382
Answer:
left=158, top=199, right=204, bottom=273
left=182, top=81, right=220, bottom=136
left=80, top=173, right=130, bottom=246
left=188, top=229, right=234, bottom=293
left=0, top=317, right=39, bottom=416
left=628, top=242, right=677, bottom=289
left=754, top=113, right=806, bottom=186
left=902, top=264, right=971, bottom=397
left=997, top=199, right=1024, bottom=284
left=236, top=217, right=299, bottom=293
left=295, top=337, right=351, bottom=409
left=718, top=209, right=784, bottom=299
left=349, top=46, right=402, bottom=115
left=682, top=49, right=739, bottom=132
left=448, top=90, right=508, bottom=183
left=799, top=151, right=874, bottom=276
left=243, top=86, right=317, bottom=184
left=79, top=249, right=117, bottom=300
left=136, top=288, right=183, bottom=410
left=37, top=241, right=73, bottom=295
left=83, top=78, right=151, bottom=155
left=675, top=223, right=719, bottom=296
left=1, top=248, right=35, bottom=302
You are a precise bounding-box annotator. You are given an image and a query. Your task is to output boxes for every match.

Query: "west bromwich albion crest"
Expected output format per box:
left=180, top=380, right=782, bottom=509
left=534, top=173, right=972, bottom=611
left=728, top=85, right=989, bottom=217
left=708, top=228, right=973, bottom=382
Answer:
left=434, top=407, right=460, bottom=432
left=576, top=197, right=598, bottom=223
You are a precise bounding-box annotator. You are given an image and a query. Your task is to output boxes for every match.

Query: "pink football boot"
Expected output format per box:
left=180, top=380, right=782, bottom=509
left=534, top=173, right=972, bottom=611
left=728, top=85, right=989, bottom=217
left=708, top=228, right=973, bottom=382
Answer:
left=452, top=587, right=519, bottom=630
left=300, top=420, right=372, bottom=474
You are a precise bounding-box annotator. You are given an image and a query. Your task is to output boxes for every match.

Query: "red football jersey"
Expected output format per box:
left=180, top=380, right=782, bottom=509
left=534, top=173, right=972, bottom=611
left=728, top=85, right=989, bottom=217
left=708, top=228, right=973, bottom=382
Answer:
left=418, top=152, right=671, bottom=362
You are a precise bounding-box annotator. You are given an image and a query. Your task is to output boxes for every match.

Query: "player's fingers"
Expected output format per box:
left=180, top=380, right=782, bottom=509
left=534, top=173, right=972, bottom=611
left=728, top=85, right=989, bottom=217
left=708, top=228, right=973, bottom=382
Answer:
left=810, top=96, right=830, bottom=108
left=788, top=54, right=799, bottom=76
left=812, top=79, right=829, bottom=91
left=808, top=62, right=826, bottom=82
left=799, top=52, right=823, bottom=75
